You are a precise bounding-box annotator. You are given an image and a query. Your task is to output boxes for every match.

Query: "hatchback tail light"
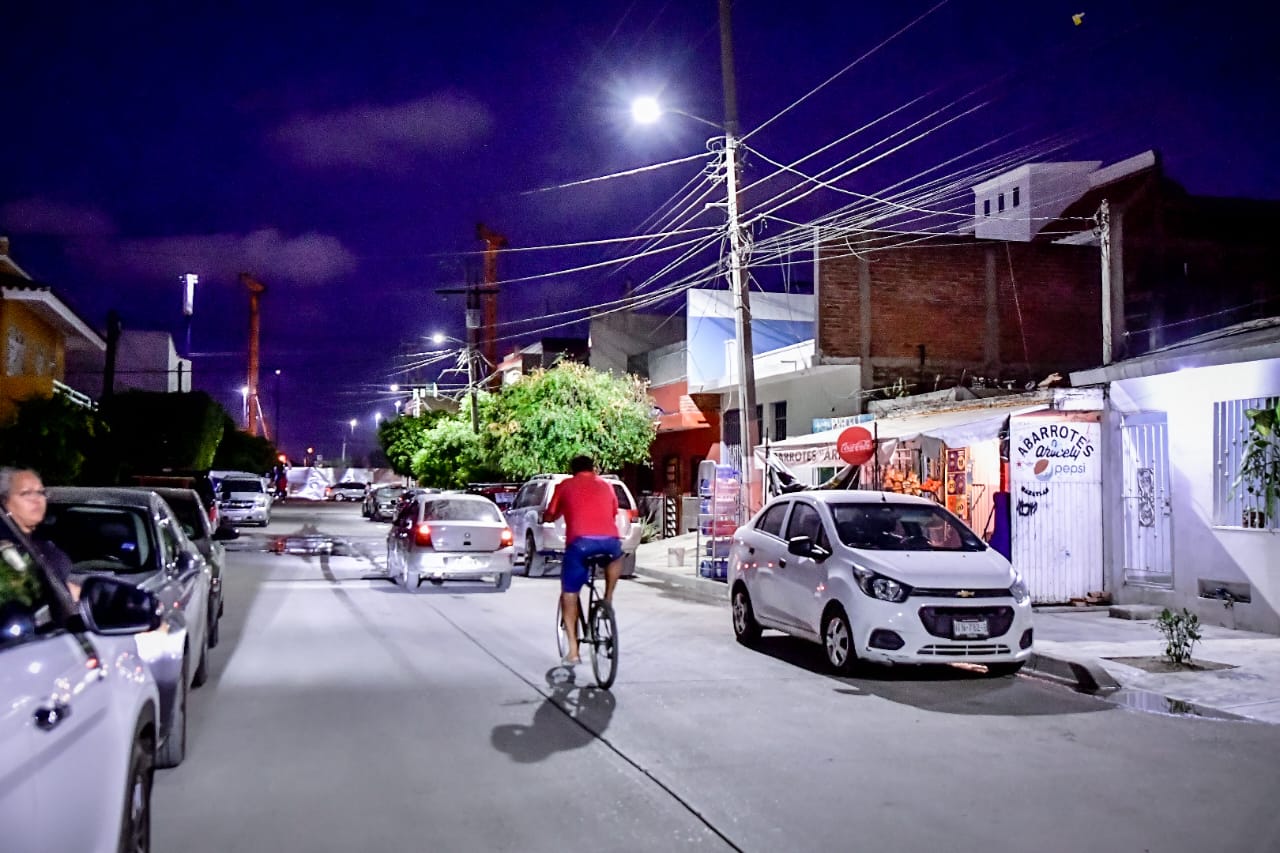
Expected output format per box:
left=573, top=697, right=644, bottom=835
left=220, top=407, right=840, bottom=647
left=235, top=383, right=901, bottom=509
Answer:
left=626, top=509, right=639, bottom=522
left=414, top=522, right=433, bottom=547
left=500, top=527, right=514, bottom=548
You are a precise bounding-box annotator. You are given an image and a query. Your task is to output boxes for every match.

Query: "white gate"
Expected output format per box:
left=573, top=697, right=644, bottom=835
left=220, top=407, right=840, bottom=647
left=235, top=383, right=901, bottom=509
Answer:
left=1009, top=413, right=1104, bottom=604
left=1121, top=412, right=1173, bottom=587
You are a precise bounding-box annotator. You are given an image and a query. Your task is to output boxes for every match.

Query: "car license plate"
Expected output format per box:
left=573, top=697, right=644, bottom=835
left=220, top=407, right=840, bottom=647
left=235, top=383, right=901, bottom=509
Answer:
left=953, top=618, right=988, bottom=639
left=451, top=556, right=478, bottom=570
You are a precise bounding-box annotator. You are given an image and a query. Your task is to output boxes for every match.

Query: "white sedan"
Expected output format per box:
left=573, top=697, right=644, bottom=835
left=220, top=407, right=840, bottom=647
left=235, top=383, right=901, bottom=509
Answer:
left=387, top=493, right=515, bottom=591
left=728, top=491, right=1033, bottom=675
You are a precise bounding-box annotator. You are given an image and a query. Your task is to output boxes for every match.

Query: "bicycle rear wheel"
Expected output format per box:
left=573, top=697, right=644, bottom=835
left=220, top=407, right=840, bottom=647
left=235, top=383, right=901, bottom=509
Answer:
left=588, top=600, right=618, bottom=689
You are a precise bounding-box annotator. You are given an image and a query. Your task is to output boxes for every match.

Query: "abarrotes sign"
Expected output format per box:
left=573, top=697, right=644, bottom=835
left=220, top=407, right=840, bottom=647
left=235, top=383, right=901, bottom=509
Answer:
left=1010, top=416, right=1101, bottom=484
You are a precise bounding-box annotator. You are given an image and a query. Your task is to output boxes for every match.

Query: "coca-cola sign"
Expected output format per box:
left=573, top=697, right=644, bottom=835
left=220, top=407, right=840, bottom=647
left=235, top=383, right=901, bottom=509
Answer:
left=836, top=426, right=876, bottom=466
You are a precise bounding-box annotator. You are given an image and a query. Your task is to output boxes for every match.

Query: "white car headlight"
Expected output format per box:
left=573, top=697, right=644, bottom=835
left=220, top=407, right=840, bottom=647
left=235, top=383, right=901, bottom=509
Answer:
left=853, top=565, right=911, bottom=603
left=255, top=496, right=267, bottom=506
left=1009, top=573, right=1030, bottom=604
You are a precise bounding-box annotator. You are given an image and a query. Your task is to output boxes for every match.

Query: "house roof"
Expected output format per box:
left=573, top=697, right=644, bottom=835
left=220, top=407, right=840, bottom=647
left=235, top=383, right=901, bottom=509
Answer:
left=0, top=271, right=106, bottom=352
left=1070, top=316, right=1280, bottom=385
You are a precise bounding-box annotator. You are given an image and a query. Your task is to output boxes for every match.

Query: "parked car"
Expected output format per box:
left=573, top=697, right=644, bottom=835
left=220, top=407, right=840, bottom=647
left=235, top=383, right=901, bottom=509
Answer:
left=387, top=493, right=515, bottom=591
left=131, top=470, right=220, bottom=531
left=728, top=491, right=1033, bottom=675
left=218, top=476, right=273, bottom=526
left=326, top=481, right=368, bottom=502
left=0, top=511, right=163, bottom=853
left=505, top=473, right=641, bottom=577
left=465, top=482, right=523, bottom=512
left=43, top=487, right=215, bottom=767
left=123, top=486, right=237, bottom=648
left=363, top=484, right=406, bottom=521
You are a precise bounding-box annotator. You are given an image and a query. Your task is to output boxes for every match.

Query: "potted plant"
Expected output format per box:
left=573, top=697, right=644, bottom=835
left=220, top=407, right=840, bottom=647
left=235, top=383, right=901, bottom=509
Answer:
left=1234, top=399, right=1280, bottom=528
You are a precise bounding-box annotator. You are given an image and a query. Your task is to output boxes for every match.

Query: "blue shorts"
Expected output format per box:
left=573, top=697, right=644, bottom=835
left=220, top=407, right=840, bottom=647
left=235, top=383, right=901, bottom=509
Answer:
left=561, top=536, right=622, bottom=594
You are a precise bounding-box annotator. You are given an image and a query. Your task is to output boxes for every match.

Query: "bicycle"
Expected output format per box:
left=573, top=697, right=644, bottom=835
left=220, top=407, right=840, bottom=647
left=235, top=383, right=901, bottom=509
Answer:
left=556, top=552, right=619, bottom=689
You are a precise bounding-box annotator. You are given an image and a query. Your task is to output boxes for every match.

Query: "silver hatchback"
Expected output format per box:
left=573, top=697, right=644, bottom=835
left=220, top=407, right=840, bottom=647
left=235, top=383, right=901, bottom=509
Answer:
left=387, top=493, right=515, bottom=591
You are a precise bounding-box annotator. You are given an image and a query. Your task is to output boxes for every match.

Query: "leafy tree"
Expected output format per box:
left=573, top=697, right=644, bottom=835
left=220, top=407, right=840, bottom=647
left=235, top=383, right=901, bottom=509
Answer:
left=0, top=390, right=107, bottom=484
left=96, top=390, right=226, bottom=479
left=212, top=413, right=278, bottom=473
left=377, top=411, right=446, bottom=477
left=484, top=362, right=655, bottom=478
left=411, top=413, right=502, bottom=488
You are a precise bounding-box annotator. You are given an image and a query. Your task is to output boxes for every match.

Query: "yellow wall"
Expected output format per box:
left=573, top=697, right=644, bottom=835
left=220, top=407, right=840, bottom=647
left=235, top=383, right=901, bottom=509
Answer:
left=0, top=301, right=65, bottom=422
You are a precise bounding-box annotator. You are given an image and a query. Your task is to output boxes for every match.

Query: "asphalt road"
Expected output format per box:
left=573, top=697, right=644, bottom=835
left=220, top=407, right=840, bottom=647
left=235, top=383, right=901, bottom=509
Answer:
left=153, top=501, right=1280, bottom=853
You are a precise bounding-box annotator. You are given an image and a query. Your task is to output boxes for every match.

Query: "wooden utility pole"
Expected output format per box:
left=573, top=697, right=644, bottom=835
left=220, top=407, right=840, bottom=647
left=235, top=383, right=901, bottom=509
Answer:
left=476, top=223, right=507, bottom=390
left=240, top=273, right=267, bottom=436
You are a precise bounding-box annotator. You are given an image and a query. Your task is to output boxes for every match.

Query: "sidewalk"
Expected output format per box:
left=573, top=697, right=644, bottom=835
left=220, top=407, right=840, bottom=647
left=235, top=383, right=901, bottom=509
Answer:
left=633, top=534, right=1280, bottom=724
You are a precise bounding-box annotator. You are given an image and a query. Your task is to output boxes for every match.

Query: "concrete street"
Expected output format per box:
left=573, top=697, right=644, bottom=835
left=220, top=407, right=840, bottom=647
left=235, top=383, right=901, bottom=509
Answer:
left=154, top=502, right=1280, bottom=853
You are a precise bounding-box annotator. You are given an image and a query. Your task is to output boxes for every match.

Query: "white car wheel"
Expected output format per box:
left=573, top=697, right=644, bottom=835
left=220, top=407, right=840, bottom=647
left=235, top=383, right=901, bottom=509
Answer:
left=822, top=607, right=857, bottom=675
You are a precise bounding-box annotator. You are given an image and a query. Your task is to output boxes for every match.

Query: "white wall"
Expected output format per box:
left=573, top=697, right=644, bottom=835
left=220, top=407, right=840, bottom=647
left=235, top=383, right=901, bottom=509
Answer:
left=1109, top=358, right=1280, bottom=633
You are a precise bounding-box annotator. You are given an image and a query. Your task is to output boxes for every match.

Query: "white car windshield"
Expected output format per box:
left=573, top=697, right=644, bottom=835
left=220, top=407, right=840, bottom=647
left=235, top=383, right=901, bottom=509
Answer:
left=830, top=503, right=986, bottom=552
left=221, top=479, right=264, bottom=496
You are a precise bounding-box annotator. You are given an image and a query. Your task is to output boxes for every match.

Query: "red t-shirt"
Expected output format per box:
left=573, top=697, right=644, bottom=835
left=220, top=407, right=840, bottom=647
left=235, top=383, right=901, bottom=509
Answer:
left=545, top=473, right=619, bottom=543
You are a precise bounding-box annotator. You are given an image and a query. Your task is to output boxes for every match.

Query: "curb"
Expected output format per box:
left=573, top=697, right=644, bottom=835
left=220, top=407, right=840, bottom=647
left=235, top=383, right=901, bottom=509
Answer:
left=633, top=563, right=730, bottom=606
left=1023, top=651, right=1121, bottom=694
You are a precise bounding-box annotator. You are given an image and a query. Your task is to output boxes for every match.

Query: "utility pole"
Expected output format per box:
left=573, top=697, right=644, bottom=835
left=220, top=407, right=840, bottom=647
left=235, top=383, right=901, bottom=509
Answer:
left=240, top=273, right=267, bottom=436
left=1097, top=200, right=1112, bottom=365
left=720, top=0, right=758, bottom=515
left=102, top=310, right=122, bottom=401
left=476, top=223, right=507, bottom=391
left=466, top=280, right=481, bottom=433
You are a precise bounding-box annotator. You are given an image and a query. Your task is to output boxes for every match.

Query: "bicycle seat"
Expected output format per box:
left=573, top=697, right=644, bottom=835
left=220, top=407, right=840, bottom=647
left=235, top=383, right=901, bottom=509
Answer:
left=583, top=552, right=615, bottom=570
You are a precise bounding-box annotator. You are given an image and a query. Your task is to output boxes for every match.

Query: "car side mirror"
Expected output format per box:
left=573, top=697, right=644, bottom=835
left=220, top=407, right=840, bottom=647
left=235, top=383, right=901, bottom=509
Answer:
left=787, top=536, right=830, bottom=561
left=78, top=575, right=163, bottom=634
left=212, top=523, right=240, bottom=541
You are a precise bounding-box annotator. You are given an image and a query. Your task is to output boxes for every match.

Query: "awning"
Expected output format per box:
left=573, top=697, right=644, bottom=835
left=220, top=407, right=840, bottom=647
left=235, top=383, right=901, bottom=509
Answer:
left=756, top=399, right=1049, bottom=466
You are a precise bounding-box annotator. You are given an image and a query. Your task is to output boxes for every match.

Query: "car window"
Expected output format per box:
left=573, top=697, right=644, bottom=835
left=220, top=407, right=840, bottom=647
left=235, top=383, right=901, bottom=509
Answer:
left=42, top=505, right=154, bottom=573
left=755, top=501, right=790, bottom=538
left=785, top=502, right=824, bottom=542
left=221, top=479, right=264, bottom=496
left=830, top=503, right=986, bottom=552
left=608, top=483, right=634, bottom=510
left=0, top=528, right=64, bottom=652
left=163, top=495, right=207, bottom=541
left=529, top=481, right=548, bottom=507
left=421, top=500, right=503, bottom=522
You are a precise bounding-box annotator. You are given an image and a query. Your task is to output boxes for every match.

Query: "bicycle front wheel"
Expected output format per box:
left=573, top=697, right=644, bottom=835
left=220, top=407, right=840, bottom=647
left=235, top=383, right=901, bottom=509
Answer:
left=588, top=600, right=618, bottom=689
left=556, top=598, right=569, bottom=658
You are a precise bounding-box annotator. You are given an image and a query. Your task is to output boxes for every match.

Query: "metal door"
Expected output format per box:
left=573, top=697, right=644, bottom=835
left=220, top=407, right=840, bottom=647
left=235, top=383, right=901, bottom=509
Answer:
left=1121, top=412, right=1173, bottom=587
left=1009, top=414, right=1104, bottom=604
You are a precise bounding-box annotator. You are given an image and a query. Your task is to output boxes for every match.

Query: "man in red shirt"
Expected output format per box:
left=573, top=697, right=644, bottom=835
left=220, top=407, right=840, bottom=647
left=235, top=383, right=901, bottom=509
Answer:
left=543, top=455, right=622, bottom=666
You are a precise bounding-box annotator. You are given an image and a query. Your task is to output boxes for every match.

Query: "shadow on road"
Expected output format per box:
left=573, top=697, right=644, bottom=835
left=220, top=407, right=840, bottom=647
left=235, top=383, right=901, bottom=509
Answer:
left=490, top=668, right=617, bottom=763
left=751, top=634, right=1110, bottom=718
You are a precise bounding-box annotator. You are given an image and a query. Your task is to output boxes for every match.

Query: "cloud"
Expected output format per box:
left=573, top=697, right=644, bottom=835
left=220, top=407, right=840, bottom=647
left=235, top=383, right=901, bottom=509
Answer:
left=273, top=92, right=494, bottom=169
left=1, top=197, right=117, bottom=237
left=109, top=228, right=357, bottom=285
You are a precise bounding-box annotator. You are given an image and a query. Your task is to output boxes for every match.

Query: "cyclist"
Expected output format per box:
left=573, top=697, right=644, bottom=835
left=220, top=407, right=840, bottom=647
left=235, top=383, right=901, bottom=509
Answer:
left=543, top=454, right=622, bottom=666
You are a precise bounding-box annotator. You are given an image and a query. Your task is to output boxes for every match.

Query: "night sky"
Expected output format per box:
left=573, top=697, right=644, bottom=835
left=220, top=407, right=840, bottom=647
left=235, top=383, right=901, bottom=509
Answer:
left=2, top=1, right=1276, bottom=461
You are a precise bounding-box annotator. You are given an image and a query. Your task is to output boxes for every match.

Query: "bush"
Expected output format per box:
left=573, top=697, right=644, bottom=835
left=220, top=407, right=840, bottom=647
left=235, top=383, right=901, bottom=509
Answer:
left=1156, top=607, right=1202, bottom=665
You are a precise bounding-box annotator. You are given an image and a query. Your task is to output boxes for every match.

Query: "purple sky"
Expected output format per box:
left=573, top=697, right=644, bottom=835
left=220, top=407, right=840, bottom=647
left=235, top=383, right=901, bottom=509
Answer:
left=2, top=1, right=1276, bottom=461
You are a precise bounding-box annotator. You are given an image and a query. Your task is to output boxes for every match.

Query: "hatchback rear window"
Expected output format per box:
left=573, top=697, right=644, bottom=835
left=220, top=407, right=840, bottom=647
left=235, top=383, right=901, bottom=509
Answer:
left=421, top=500, right=503, bottom=523
left=609, top=483, right=634, bottom=510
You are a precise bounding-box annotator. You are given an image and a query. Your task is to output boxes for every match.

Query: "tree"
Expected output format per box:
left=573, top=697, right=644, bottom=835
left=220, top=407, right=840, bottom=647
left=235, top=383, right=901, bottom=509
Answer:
left=0, top=391, right=107, bottom=484
left=411, top=413, right=499, bottom=489
left=377, top=411, right=446, bottom=478
left=212, top=414, right=278, bottom=473
left=96, top=390, right=226, bottom=480
left=484, top=362, right=655, bottom=478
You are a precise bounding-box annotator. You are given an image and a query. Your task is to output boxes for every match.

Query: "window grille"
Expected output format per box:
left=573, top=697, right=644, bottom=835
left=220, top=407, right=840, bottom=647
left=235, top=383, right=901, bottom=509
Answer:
left=1213, top=396, right=1279, bottom=529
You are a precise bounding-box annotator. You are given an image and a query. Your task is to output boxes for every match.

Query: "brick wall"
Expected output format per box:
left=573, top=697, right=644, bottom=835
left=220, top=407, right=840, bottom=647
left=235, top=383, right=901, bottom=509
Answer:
left=819, top=234, right=1100, bottom=394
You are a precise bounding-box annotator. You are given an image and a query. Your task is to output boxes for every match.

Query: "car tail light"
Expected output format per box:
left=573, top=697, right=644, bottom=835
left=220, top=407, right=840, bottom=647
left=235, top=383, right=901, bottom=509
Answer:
left=500, top=527, right=514, bottom=547
left=627, top=509, right=639, bottom=522
left=414, top=522, right=433, bottom=547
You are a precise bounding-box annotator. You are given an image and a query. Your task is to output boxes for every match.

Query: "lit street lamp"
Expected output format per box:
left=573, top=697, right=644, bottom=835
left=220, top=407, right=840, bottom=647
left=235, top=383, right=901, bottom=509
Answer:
left=632, top=88, right=758, bottom=514
left=239, top=386, right=250, bottom=429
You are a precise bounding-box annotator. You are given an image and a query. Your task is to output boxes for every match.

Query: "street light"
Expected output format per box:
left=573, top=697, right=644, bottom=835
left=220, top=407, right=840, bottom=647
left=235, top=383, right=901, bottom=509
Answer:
left=349, top=418, right=358, bottom=434
left=239, top=386, right=250, bottom=428
left=631, top=92, right=759, bottom=514
left=374, top=411, right=383, bottom=429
